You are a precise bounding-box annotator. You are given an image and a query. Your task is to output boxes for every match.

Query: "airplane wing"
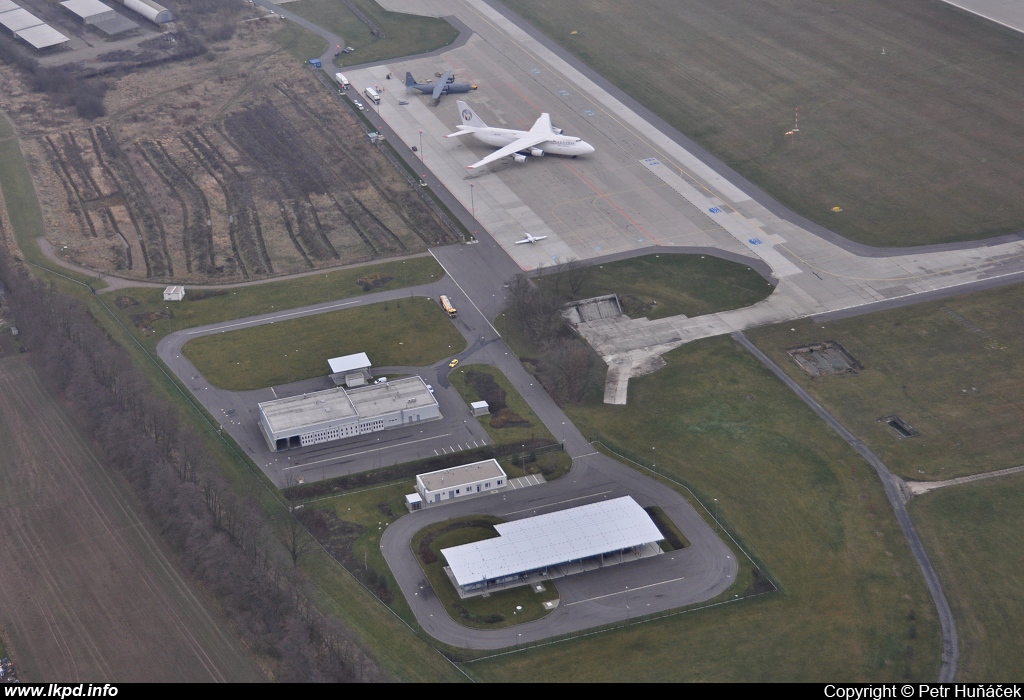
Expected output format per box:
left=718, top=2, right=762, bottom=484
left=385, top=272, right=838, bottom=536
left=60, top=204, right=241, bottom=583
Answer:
left=445, top=127, right=476, bottom=138
left=432, top=72, right=451, bottom=100
left=467, top=112, right=553, bottom=169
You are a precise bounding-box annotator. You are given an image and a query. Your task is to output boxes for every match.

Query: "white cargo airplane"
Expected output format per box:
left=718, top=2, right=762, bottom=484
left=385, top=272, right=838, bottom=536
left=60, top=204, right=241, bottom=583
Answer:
left=446, top=100, right=595, bottom=170
left=514, top=233, right=547, bottom=244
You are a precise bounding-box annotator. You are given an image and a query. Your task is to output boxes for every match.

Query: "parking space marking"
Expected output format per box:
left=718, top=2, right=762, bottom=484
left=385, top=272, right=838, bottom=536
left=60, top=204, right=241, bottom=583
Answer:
left=565, top=577, right=687, bottom=606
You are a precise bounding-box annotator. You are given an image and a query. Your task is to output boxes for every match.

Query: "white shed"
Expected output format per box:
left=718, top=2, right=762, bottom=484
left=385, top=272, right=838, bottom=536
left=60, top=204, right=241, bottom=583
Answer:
left=163, top=285, right=185, bottom=301
left=470, top=401, right=490, bottom=417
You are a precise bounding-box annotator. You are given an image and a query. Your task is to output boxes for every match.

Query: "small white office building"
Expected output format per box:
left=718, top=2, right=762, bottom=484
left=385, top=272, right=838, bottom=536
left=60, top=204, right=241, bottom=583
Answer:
left=415, top=459, right=507, bottom=505
left=162, top=285, right=185, bottom=301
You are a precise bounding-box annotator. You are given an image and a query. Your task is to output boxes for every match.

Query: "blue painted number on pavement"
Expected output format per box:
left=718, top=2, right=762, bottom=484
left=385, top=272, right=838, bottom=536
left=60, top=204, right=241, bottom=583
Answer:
left=749, top=238, right=763, bottom=245
left=708, top=207, right=722, bottom=214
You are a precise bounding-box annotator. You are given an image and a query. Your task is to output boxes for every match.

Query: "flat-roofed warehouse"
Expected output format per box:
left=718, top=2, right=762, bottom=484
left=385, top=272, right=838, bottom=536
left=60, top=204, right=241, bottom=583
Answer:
left=258, top=376, right=440, bottom=451
left=15, top=24, right=69, bottom=49
left=0, top=8, right=44, bottom=32
left=442, top=496, right=664, bottom=595
left=60, top=0, right=116, bottom=24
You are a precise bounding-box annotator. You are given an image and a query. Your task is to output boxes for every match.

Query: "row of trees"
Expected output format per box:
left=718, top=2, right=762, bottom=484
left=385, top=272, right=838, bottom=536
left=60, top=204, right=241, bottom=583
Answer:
left=0, top=251, right=379, bottom=681
left=504, top=259, right=606, bottom=405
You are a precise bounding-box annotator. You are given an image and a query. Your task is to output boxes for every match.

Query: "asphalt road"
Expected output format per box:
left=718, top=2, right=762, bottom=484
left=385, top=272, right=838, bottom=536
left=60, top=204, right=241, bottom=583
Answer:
left=380, top=450, right=738, bottom=648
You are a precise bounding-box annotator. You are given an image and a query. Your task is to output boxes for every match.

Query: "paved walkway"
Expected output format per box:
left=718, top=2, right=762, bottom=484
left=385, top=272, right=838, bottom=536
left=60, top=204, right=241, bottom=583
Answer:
left=905, top=464, right=1024, bottom=496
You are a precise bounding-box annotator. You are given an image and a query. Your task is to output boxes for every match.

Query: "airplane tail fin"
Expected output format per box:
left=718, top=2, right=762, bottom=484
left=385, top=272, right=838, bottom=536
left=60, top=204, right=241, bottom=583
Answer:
left=405, top=72, right=415, bottom=92
left=457, top=100, right=487, bottom=128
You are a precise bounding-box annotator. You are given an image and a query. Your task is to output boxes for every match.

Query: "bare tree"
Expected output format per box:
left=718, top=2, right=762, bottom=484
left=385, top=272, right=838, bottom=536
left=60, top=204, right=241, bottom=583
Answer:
left=285, top=513, right=316, bottom=567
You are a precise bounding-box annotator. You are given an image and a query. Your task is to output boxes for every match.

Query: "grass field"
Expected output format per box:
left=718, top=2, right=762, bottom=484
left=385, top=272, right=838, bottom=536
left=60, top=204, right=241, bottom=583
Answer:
left=412, top=516, right=560, bottom=630
left=909, top=474, right=1024, bottom=681
left=745, top=282, right=1024, bottom=480
left=183, top=296, right=465, bottom=390
left=468, top=335, right=942, bottom=681
left=109, top=256, right=444, bottom=351
left=504, top=0, right=1024, bottom=247
left=0, top=356, right=265, bottom=682
left=271, top=20, right=329, bottom=62
left=283, top=0, right=459, bottom=66
left=537, top=253, right=774, bottom=320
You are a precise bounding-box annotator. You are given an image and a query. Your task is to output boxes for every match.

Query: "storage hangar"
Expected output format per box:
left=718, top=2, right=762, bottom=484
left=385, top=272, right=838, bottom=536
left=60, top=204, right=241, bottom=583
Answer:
left=258, top=376, right=440, bottom=451
left=60, top=0, right=115, bottom=24
left=0, top=7, right=44, bottom=32
left=116, top=0, right=172, bottom=24
left=15, top=24, right=69, bottom=48
left=415, top=459, right=507, bottom=505
left=441, top=496, right=664, bottom=595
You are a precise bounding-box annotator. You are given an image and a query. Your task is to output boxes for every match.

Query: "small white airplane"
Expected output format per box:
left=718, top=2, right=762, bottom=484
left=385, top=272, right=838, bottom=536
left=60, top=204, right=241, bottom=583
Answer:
left=446, top=100, right=595, bottom=170
left=514, top=233, right=548, bottom=245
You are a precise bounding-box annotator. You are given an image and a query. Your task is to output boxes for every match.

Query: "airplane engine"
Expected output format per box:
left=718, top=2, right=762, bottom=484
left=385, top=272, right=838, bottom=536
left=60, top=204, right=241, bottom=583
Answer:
left=551, top=126, right=563, bottom=135
left=512, top=154, right=528, bottom=163
left=529, top=147, right=545, bottom=157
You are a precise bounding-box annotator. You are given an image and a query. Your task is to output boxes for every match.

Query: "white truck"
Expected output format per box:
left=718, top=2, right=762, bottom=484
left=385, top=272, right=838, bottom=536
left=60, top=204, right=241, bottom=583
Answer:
left=334, top=72, right=350, bottom=89
left=364, top=87, right=380, bottom=104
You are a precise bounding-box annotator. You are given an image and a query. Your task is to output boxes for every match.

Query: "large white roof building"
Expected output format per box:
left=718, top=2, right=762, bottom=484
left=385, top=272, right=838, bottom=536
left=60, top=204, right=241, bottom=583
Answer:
left=441, top=496, right=664, bottom=594
left=258, top=376, right=440, bottom=451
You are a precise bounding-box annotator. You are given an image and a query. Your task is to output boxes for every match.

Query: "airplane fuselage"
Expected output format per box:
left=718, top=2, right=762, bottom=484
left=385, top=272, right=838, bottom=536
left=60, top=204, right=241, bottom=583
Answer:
left=410, top=83, right=473, bottom=95
left=470, top=128, right=594, bottom=157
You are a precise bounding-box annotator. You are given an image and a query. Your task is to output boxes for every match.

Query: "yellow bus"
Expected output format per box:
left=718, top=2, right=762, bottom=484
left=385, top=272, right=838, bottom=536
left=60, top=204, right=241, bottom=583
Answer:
left=439, top=294, right=457, bottom=318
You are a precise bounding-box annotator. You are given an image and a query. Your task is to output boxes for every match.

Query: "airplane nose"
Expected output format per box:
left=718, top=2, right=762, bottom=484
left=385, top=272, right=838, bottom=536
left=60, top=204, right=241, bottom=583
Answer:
left=583, top=141, right=595, bottom=155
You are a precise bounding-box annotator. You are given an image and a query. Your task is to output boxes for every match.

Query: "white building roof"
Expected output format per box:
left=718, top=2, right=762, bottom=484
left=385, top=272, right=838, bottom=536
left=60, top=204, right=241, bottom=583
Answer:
left=442, top=496, right=664, bottom=587
left=61, top=0, right=115, bottom=18
left=164, top=285, right=184, bottom=294
left=328, top=352, right=371, bottom=374
left=470, top=401, right=489, bottom=409
left=418, top=459, right=504, bottom=493
left=0, top=1, right=19, bottom=15
left=16, top=24, right=69, bottom=48
left=259, top=377, right=436, bottom=435
left=260, top=387, right=357, bottom=434
left=0, top=8, right=43, bottom=32
left=346, top=376, right=436, bottom=416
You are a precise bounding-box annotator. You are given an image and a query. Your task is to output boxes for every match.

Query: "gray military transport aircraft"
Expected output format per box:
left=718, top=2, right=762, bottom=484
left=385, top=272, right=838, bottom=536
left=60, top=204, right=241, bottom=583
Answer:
left=405, top=71, right=477, bottom=102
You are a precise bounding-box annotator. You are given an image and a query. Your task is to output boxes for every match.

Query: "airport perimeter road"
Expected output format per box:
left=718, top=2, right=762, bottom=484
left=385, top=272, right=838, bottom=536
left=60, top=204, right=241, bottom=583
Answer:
left=733, top=332, right=959, bottom=683
left=380, top=450, right=738, bottom=649
left=253, top=0, right=346, bottom=67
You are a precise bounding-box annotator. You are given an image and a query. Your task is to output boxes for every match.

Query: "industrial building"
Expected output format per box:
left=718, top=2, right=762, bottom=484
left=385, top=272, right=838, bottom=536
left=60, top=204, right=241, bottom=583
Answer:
left=60, top=0, right=115, bottom=24
left=413, top=459, right=507, bottom=507
left=441, top=496, right=664, bottom=595
left=328, top=352, right=372, bottom=387
left=258, top=376, right=440, bottom=452
left=115, top=0, right=172, bottom=24
left=0, top=6, right=69, bottom=49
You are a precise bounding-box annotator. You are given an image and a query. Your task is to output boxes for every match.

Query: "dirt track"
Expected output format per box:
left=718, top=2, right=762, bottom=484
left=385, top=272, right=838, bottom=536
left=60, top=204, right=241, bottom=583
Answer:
left=0, top=355, right=265, bottom=682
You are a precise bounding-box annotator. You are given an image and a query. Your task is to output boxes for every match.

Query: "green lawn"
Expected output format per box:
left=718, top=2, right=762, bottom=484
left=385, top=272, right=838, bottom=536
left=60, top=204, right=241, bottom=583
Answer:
left=183, top=296, right=465, bottom=390
left=271, top=20, right=329, bottom=62
left=538, top=253, right=774, bottom=320
left=469, top=336, right=942, bottom=681
left=745, top=282, right=1024, bottom=480
left=503, top=0, right=1024, bottom=247
left=449, top=364, right=553, bottom=446
left=909, top=474, right=1024, bottom=682
left=412, top=516, right=559, bottom=630
left=282, top=0, right=459, bottom=66
left=109, top=256, right=443, bottom=351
